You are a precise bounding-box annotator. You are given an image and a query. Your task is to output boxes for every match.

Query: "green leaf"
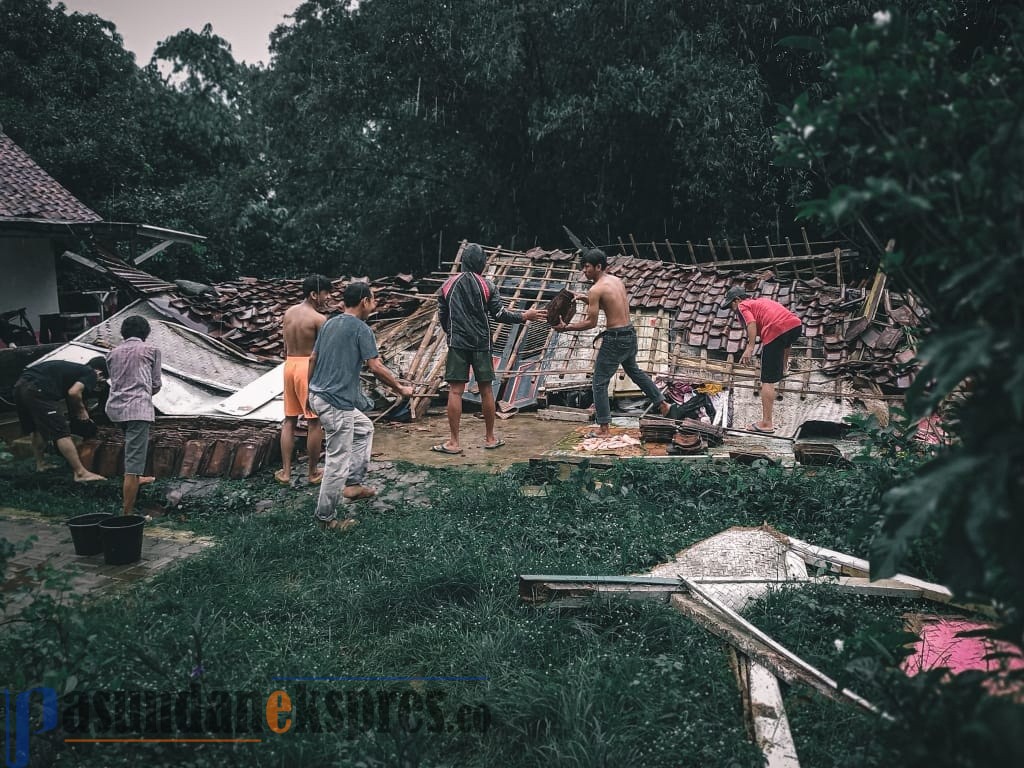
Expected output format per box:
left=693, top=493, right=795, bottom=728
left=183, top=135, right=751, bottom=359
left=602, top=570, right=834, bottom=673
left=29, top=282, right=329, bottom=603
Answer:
left=872, top=453, right=984, bottom=579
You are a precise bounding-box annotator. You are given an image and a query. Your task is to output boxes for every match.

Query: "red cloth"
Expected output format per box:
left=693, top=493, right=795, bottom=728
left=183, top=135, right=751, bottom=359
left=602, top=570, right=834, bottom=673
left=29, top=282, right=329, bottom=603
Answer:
left=737, top=298, right=801, bottom=346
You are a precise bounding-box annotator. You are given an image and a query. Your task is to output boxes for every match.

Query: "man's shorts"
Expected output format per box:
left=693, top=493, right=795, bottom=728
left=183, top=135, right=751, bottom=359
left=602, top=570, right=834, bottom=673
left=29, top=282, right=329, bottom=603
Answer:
left=760, top=325, right=802, bottom=384
left=118, top=420, right=151, bottom=475
left=14, top=380, right=70, bottom=441
left=445, top=348, right=495, bottom=384
left=283, top=356, right=317, bottom=419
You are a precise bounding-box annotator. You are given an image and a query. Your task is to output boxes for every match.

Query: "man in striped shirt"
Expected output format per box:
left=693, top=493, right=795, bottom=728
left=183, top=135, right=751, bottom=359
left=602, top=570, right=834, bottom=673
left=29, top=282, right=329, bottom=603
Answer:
left=105, top=315, right=162, bottom=515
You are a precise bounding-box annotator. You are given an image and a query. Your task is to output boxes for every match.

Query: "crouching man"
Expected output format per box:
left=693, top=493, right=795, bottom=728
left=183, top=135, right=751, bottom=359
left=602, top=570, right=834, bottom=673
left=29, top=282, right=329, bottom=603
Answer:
left=14, top=356, right=108, bottom=481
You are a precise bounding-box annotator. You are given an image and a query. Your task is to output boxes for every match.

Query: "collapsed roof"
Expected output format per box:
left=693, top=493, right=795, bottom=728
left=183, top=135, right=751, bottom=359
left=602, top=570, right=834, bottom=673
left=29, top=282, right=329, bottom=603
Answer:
left=60, top=238, right=922, bottom=443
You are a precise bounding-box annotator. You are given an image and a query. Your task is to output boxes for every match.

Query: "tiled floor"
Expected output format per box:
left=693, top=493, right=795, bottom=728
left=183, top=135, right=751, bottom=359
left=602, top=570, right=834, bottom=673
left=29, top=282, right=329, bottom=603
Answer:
left=0, top=507, right=214, bottom=617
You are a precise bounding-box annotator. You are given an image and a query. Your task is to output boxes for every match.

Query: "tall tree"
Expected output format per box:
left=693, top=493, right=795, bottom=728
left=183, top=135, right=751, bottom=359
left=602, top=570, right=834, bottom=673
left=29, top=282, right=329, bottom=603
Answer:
left=775, top=3, right=1024, bottom=637
left=261, top=0, right=903, bottom=276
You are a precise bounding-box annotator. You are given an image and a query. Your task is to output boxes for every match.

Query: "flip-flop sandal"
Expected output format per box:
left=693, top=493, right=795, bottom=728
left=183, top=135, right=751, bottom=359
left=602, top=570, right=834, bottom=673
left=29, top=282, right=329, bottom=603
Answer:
left=747, top=423, right=776, bottom=434
left=274, top=469, right=291, bottom=485
left=484, top=439, right=506, bottom=449
left=307, top=471, right=324, bottom=485
left=431, top=444, right=463, bottom=455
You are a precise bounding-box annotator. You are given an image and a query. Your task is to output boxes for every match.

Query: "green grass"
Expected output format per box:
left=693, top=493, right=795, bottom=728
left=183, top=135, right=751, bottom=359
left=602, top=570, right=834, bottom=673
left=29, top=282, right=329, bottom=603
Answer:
left=1, top=456, right=995, bottom=767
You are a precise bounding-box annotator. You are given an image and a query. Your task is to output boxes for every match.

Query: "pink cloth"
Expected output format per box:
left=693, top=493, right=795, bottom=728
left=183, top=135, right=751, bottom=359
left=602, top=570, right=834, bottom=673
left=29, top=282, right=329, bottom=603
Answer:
left=902, top=617, right=1024, bottom=699
left=737, top=298, right=801, bottom=346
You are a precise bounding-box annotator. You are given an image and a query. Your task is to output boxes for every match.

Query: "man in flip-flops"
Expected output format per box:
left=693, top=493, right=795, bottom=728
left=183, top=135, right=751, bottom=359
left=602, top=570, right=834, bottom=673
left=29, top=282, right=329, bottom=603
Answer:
left=723, top=286, right=803, bottom=434
left=433, top=243, right=545, bottom=455
left=308, top=282, right=413, bottom=531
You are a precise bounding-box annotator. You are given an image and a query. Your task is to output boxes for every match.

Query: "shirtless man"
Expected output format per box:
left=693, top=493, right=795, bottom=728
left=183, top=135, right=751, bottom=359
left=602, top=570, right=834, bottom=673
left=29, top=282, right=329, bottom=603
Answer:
left=276, top=274, right=332, bottom=485
left=554, top=248, right=670, bottom=436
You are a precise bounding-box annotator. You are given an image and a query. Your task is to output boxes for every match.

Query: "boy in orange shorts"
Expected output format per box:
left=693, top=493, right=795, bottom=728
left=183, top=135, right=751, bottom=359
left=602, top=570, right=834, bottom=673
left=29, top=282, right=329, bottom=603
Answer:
left=276, top=275, right=333, bottom=484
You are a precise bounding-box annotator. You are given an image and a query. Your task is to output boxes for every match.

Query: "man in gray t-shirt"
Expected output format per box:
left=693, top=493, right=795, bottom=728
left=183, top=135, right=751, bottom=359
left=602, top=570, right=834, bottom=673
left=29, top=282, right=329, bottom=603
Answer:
left=307, top=282, right=413, bottom=531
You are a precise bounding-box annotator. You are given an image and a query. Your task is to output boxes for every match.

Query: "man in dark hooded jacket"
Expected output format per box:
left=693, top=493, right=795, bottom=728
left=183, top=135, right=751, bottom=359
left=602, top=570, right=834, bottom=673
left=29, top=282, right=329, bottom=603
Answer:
left=434, top=243, right=545, bottom=454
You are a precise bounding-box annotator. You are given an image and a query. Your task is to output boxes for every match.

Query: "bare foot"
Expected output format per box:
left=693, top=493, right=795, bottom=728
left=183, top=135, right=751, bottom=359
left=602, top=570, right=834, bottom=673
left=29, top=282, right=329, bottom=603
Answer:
left=307, top=470, right=324, bottom=485
left=74, top=471, right=106, bottom=482
left=343, top=485, right=377, bottom=501
left=317, top=517, right=359, bottom=532
left=274, top=468, right=291, bottom=485
left=138, top=476, right=156, bottom=485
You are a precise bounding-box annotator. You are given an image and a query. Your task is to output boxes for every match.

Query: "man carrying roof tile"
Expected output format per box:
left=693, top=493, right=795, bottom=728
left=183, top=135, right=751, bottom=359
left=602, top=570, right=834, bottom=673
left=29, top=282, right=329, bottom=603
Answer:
left=308, top=282, right=413, bottom=531
left=723, top=286, right=803, bottom=434
left=434, top=243, right=545, bottom=454
left=105, top=315, right=162, bottom=514
left=276, top=274, right=332, bottom=486
left=13, top=357, right=108, bottom=481
left=554, top=248, right=671, bottom=436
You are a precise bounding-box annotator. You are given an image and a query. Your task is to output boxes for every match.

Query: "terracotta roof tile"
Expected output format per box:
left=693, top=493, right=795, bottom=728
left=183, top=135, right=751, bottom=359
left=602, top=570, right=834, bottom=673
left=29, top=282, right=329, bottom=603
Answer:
left=0, top=132, right=100, bottom=222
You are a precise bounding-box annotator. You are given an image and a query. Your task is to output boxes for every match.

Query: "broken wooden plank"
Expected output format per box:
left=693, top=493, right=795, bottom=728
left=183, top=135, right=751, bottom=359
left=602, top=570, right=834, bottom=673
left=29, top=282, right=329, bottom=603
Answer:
left=535, top=406, right=593, bottom=422
left=675, top=581, right=889, bottom=718
left=747, top=657, right=801, bottom=768
left=786, top=536, right=954, bottom=602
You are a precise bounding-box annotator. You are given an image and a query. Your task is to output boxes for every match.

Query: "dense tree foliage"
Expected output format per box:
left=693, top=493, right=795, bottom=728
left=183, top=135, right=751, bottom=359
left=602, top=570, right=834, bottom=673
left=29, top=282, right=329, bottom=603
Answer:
left=775, top=2, right=1024, bottom=636
left=3, top=0, right=923, bottom=278
left=261, top=0, right=907, bottom=274
left=0, top=0, right=260, bottom=279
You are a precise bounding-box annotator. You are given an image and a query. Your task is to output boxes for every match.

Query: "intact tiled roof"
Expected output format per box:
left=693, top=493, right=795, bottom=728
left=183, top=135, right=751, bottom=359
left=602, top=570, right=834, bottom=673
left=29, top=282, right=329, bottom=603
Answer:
left=0, top=132, right=100, bottom=222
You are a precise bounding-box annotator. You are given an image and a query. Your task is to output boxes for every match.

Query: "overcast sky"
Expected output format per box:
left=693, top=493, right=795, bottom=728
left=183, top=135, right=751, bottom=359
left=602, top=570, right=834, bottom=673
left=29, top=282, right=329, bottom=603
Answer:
left=59, top=0, right=301, bottom=65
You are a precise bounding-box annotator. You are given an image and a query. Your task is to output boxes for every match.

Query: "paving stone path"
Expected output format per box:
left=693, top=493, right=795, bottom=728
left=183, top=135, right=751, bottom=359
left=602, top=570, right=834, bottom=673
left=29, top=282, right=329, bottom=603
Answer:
left=0, top=507, right=214, bottom=617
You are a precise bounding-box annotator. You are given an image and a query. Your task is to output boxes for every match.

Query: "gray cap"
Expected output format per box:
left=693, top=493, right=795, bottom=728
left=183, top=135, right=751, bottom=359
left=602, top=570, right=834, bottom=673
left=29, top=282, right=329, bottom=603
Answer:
left=722, top=286, right=748, bottom=307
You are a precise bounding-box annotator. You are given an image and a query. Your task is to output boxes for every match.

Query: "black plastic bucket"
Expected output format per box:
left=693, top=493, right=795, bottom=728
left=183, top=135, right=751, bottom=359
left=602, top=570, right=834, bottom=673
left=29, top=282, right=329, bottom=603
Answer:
left=66, top=513, right=114, bottom=556
left=98, top=515, right=146, bottom=565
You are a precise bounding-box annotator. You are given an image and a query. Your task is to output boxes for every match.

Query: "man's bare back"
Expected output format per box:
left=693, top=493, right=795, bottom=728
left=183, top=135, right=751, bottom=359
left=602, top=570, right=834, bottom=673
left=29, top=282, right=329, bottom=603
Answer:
left=282, top=301, right=326, bottom=357
left=588, top=273, right=632, bottom=329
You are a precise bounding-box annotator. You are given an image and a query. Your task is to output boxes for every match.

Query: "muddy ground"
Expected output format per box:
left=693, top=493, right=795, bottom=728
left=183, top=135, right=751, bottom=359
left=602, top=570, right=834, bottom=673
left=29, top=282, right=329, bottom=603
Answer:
left=369, top=410, right=578, bottom=470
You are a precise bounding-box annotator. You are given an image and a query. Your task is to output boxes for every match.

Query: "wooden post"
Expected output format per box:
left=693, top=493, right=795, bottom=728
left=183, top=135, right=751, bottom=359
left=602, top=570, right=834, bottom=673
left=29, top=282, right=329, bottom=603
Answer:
left=834, top=248, right=843, bottom=285
left=664, top=240, right=678, bottom=264
left=629, top=234, right=642, bottom=259
left=685, top=240, right=697, bottom=266
left=801, top=227, right=813, bottom=256
left=724, top=238, right=734, bottom=260
left=651, top=241, right=662, bottom=262
left=707, top=238, right=718, bottom=266
left=742, top=234, right=753, bottom=259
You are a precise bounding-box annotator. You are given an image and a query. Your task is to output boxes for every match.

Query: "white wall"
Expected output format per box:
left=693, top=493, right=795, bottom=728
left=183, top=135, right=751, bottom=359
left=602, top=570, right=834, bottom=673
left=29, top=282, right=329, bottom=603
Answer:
left=0, top=238, right=59, bottom=338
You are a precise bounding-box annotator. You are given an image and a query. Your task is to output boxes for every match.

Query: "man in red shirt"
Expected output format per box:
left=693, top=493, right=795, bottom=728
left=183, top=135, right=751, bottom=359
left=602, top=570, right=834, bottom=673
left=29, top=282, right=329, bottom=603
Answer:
left=723, top=287, right=802, bottom=434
